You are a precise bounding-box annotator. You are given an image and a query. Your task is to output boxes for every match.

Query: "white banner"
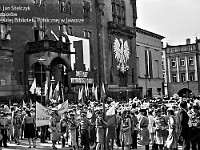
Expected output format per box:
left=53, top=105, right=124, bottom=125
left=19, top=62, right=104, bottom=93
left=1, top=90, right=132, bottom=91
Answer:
left=36, top=102, right=51, bottom=127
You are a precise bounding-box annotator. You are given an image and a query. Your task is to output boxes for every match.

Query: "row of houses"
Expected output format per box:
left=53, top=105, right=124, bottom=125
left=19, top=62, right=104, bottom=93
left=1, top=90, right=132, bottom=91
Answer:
left=163, top=38, right=200, bottom=98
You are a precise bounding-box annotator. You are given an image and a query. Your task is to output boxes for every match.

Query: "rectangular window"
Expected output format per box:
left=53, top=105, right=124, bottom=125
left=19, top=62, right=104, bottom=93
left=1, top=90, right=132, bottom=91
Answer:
left=33, top=17, right=45, bottom=41
left=189, top=72, right=195, bottom=81
left=171, top=58, right=176, bottom=67
left=0, top=23, right=11, bottom=40
left=112, top=0, right=126, bottom=26
left=83, top=30, right=91, bottom=39
left=180, top=58, right=185, bottom=66
left=180, top=73, right=186, bottom=82
left=19, top=70, right=23, bottom=85
left=67, top=26, right=74, bottom=35
left=172, top=73, right=177, bottom=82
left=189, top=57, right=194, bottom=65
left=83, top=1, right=91, bottom=19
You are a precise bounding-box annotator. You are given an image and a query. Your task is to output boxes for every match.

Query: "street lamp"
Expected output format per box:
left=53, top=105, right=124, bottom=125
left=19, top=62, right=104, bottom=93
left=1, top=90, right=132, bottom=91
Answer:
left=37, top=58, right=46, bottom=104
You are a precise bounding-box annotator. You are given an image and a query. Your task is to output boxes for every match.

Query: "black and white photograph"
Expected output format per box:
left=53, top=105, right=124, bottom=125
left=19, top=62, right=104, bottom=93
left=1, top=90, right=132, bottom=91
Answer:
left=0, top=0, right=200, bottom=149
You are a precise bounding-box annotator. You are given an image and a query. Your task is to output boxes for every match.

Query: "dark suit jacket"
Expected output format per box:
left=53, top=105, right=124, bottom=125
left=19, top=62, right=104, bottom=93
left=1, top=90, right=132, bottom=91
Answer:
left=178, top=109, right=189, bottom=137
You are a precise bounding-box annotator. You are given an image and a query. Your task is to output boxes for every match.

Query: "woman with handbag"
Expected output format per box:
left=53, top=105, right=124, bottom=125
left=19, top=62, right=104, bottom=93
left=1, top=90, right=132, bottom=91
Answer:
left=165, top=108, right=178, bottom=150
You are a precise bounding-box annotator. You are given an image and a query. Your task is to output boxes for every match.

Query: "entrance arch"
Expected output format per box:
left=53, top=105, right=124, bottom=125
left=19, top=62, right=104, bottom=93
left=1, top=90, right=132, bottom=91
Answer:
left=177, top=88, right=192, bottom=97
left=50, top=57, right=70, bottom=88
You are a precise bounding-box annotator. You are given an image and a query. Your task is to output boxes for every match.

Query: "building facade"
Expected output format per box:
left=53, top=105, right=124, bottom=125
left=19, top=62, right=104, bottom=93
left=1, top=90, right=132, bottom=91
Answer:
left=165, top=39, right=199, bottom=97
left=0, top=0, right=137, bottom=103
left=162, top=49, right=168, bottom=97
left=136, top=27, right=164, bottom=99
left=100, top=0, right=137, bottom=101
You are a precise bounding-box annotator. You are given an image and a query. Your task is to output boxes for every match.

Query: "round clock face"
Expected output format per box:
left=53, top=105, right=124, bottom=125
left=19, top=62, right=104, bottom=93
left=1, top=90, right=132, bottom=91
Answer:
left=113, top=38, right=130, bottom=73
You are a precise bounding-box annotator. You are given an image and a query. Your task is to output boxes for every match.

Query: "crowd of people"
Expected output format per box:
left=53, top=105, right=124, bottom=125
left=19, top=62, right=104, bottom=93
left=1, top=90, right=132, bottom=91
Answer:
left=0, top=97, right=200, bottom=150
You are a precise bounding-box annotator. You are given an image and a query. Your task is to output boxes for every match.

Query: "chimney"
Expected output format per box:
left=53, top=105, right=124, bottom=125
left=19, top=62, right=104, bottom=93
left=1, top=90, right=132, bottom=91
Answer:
left=186, top=38, right=191, bottom=45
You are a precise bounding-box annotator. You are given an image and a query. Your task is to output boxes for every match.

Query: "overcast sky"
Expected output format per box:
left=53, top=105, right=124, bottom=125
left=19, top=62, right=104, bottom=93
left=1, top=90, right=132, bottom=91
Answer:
left=137, top=0, right=200, bottom=46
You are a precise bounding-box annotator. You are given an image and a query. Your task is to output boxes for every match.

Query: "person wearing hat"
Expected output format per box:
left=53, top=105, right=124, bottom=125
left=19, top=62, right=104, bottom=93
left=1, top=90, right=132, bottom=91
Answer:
left=59, top=112, right=68, bottom=148
left=79, top=111, right=93, bottom=150
left=95, top=111, right=107, bottom=150
left=188, top=104, right=200, bottom=150
left=0, top=111, right=9, bottom=148
left=177, top=100, right=190, bottom=150
left=165, top=107, right=178, bottom=150
left=68, top=112, right=78, bottom=150
left=121, top=109, right=132, bottom=150
left=13, top=109, right=22, bottom=145
left=49, top=109, right=60, bottom=149
left=138, top=108, right=149, bottom=150
left=154, top=108, right=168, bottom=150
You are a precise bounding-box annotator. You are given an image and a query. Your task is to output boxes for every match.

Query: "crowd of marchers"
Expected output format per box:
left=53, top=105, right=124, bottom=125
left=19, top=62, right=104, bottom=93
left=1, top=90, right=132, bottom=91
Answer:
left=0, top=97, right=200, bottom=150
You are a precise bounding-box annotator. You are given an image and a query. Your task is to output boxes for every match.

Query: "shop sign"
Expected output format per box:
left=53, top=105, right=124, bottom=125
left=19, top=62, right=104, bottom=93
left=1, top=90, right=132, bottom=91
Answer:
left=71, top=78, right=94, bottom=84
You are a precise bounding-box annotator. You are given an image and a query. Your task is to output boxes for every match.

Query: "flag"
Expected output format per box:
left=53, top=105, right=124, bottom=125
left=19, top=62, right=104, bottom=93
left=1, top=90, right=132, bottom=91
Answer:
left=23, top=100, right=26, bottom=107
left=94, top=87, right=98, bottom=100
left=49, top=83, right=53, bottom=100
left=30, top=99, right=32, bottom=108
left=106, top=104, right=116, bottom=126
left=61, top=87, right=65, bottom=103
left=58, top=100, right=69, bottom=115
left=101, top=82, right=106, bottom=100
left=36, top=102, right=51, bottom=127
left=78, top=87, right=83, bottom=101
left=85, top=83, right=88, bottom=97
left=106, top=104, right=115, bottom=116
left=30, top=78, right=36, bottom=94
left=92, top=83, right=95, bottom=95
left=44, top=77, right=48, bottom=96
left=53, top=81, right=60, bottom=101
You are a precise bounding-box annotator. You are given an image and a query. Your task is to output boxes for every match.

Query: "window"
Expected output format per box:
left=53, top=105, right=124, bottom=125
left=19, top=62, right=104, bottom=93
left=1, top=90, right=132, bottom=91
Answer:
left=67, top=26, right=74, bottom=35
left=172, top=74, right=177, bottom=82
left=189, top=72, right=195, bottom=81
left=19, top=70, right=23, bottom=85
left=66, top=1, right=73, bottom=14
left=0, top=23, right=11, bottom=40
left=180, top=58, right=185, bottom=66
left=83, top=1, right=91, bottom=19
left=132, top=68, right=134, bottom=83
left=171, top=58, right=176, bottom=67
left=188, top=57, right=194, bottom=65
left=180, top=73, right=186, bottom=82
left=112, top=0, right=126, bottom=26
left=34, top=0, right=45, bottom=6
left=33, top=17, right=45, bottom=41
left=83, top=30, right=91, bottom=39
left=118, top=71, right=128, bottom=86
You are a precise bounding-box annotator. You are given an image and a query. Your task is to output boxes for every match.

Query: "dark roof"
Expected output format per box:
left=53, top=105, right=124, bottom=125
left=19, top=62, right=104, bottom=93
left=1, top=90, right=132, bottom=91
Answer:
left=136, top=27, right=165, bottom=40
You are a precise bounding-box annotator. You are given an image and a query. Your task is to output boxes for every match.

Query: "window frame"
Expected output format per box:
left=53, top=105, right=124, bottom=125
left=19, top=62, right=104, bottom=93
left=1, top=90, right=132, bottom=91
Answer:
left=188, top=57, right=194, bottom=65
left=171, top=73, right=177, bottom=82
left=180, top=72, right=186, bottom=82
left=171, top=58, right=176, bottom=67
left=180, top=58, right=185, bottom=66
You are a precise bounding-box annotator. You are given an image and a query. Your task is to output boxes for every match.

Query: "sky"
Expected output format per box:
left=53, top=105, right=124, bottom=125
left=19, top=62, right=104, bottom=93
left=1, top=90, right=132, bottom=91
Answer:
left=136, top=0, right=200, bottom=46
